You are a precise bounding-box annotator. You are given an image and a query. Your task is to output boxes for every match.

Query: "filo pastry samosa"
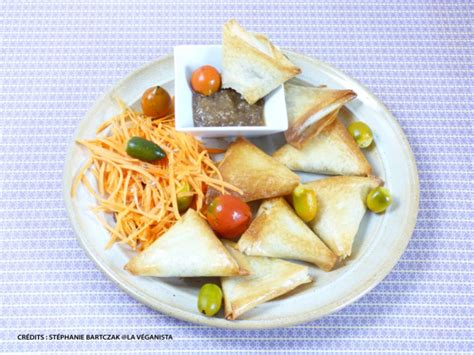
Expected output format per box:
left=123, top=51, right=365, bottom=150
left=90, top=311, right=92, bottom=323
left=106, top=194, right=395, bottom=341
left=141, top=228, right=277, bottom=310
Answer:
left=221, top=241, right=312, bottom=320
left=222, top=19, right=301, bottom=104
left=238, top=197, right=337, bottom=271
left=284, top=83, right=356, bottom=148
left=207, top=137, right=300, bottom=203
left=124, top=209, right=247, bottom=277
left=304, top=176, right=382, bottom=259
left=273, top=118, right=372, bottom=176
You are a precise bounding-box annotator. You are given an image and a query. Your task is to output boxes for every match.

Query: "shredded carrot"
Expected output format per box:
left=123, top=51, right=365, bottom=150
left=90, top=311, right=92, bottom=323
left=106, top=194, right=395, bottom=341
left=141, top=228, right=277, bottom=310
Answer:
left=206, top=147, right=226, bottom=154
left=71, top=99, right=241, bottom=251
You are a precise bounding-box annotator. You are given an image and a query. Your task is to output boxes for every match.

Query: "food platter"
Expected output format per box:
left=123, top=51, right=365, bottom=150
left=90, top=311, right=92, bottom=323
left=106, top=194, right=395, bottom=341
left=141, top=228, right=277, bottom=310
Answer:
left=63, top=51, right=419, bottom=329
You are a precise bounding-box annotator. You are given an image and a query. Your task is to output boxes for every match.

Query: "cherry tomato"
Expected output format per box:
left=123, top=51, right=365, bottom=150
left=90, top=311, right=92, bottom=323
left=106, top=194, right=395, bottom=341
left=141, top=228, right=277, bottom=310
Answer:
left=367, top=186, right=393, bottom=213
left=292, top=185, right=318, bottom=222
left=141, top=86, right=172, bottom=118
left=191, top=65, right=221, bottom=96
left=176, top=182, right=193, bottom=213
left=207, top=195, right=252, bottom=239
left=197, top=283, right=222, bottom=317
left=348, top=121, right=373, bottom=148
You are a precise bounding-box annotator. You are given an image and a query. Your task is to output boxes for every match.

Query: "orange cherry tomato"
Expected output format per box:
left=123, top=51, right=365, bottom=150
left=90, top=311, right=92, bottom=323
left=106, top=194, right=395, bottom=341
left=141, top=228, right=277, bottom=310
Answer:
left=141, top=86, right=172, bottom=118
left=191, top=65, right=221, bottom=96
left=207, top=195, right=252, bottom=239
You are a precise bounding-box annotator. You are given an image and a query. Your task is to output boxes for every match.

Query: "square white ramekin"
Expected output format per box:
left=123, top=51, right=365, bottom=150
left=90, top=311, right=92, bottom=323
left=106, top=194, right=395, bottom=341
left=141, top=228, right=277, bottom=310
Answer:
left=174, top=45, right=288, bottom=138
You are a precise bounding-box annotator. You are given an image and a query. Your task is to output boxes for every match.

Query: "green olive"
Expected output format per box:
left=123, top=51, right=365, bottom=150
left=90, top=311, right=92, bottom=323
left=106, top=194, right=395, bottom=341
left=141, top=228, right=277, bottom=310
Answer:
left=176, top=181, right=193, bottom=213
left=348, top=121, right=373, bottom=148
left=292, top=185, right=318, bottom=222
left=367, top=186, right=393, bottom=213
left=197, top=283, right=222, bottom=317
left=126, top=136, right=166, bottom=162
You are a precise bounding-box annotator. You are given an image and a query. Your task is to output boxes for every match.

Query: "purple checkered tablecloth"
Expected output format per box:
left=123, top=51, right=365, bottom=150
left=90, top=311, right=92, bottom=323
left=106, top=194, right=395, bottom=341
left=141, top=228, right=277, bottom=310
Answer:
left=1, top=0, right=473, bottom=353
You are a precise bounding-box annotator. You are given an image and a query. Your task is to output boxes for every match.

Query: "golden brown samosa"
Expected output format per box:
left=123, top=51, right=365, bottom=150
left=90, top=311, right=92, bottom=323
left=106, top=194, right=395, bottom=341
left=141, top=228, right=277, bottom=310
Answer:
left=221, top=241, right=312, bottom=320
left=124, top=209, right=247, bottom=277
left=273, top=118, right=372, bottom=176
left=304, top=176, right=381, bottom=258
left=238, top=197, right=337, bottom=271
left=284, top=83, right=356, bottom=148
left=222, top=20, right=301, bottom=104
left=209, top=137, right=300, bottom=202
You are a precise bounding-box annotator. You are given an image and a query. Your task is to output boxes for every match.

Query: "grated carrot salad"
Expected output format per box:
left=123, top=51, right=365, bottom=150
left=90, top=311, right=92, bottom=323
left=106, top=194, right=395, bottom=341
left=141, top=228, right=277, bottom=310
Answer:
left=71, top=100, right=241, bottom=251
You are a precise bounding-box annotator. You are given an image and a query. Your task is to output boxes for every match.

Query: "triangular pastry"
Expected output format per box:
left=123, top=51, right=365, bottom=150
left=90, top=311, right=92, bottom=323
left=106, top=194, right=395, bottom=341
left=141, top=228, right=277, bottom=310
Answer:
left=208, top=137, right=300, bottom=202
left=304, top=176, right=381, bottom=259
left=238, top=198, right=337, bottom=271
left=221, top=241, right=312, bottom=320
left=273, top=118, right=372, bottom=176
left=284, top=83, right=356, bottom=148
left=222, top=19, right=301, bottom=104
left=124, top=209, right=246, bottom=277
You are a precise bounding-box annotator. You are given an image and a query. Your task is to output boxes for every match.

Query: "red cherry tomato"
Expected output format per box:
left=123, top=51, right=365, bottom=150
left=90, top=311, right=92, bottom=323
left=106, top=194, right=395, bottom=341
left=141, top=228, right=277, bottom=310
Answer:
left=141, top=86, right=172, bottom=118
left=191, top=65, right=221, bottom=96
left=207, top=195, right=252, bottom=239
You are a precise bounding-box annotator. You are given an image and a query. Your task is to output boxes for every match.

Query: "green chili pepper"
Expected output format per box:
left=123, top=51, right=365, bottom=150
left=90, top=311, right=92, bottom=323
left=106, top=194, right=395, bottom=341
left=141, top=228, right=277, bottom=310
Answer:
left=126, top=136, right=166, bottom=162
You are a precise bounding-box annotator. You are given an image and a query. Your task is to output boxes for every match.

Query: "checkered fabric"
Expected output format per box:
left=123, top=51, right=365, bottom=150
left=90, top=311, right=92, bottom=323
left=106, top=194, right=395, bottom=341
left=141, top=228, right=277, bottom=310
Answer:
left=0, top=0, right=472, bottom=353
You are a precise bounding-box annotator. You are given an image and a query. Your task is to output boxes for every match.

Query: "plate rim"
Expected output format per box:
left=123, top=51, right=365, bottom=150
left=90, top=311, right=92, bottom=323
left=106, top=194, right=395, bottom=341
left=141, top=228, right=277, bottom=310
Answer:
left=63, top=51, right=420, bottom=329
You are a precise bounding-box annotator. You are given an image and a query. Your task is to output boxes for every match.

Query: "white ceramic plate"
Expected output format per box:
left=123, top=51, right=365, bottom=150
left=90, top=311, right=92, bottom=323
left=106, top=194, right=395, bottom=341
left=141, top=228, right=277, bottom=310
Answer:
left=63, top=51, right=419, bottom=329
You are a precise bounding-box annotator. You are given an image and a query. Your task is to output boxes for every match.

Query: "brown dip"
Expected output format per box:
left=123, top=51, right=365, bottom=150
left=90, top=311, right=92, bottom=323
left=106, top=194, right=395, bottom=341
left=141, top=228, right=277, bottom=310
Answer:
left=192, top=89, right=265, bottom=127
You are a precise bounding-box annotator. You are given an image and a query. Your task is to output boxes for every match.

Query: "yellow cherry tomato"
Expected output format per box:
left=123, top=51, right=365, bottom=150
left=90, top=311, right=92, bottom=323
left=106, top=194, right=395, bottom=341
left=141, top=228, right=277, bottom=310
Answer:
left=197, top=283, right=222, bottom=317
left=367, top=186, right=393, bottom=213
left=348, top=121, right=374, bottom=148
left=176, top=182, right=193, bottom=213
left=292, top=185, right=318, bottom=222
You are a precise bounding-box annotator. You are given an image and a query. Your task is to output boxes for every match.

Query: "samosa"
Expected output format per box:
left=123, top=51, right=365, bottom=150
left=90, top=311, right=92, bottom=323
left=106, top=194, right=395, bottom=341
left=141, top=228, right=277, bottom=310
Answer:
left=222, top=20, right=301, bottom=104
left=274, top=118, right=372, bottom=176
left=124, top=209, right=247, bottom=277
left=238, top=197, right=337, bottom=271
left=221, top=241, right=312, bottom=320
left=304, top=176, right=381, bottom=258
left=208, top=137, right=300, bottom=203
left=284, top=83, right=356, bottom=148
